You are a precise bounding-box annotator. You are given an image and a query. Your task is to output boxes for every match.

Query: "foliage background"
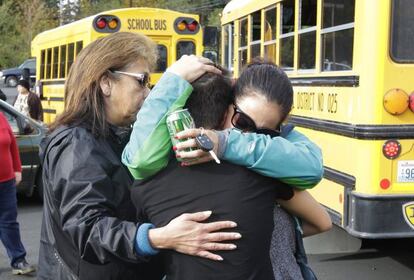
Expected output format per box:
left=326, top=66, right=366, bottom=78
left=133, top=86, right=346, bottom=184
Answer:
left=0, top=0, right=229, bottom=68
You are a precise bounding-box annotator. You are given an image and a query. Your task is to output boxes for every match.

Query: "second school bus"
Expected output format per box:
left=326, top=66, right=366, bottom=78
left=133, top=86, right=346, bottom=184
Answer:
left=222, top=0, right=414, bottom=238
left=31, top=7, right=213, bottom=124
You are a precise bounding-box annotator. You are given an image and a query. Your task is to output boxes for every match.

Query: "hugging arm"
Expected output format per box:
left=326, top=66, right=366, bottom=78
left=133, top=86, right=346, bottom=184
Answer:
left=277, top=189, right=332, bottom=237
left=121, top=72, right=192, bottom=179
left=176, top=128, right=324, bottom=189
left=122, top=55, right=220, bottom=180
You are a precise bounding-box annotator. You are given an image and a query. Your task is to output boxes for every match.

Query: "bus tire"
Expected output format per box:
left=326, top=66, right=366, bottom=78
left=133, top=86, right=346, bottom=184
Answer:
left=6, top=76, right=18, bottom=87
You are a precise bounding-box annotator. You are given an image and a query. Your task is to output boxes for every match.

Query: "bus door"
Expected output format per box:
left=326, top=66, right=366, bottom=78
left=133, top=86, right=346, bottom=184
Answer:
left=150, top=37, right=171, bottom=85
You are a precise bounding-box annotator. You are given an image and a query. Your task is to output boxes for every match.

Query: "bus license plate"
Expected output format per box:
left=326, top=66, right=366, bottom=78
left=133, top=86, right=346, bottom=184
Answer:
left=397, top=160, right=414, bottom=183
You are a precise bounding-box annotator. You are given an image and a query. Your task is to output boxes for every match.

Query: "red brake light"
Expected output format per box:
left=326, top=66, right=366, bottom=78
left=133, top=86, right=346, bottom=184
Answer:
left=187, top=21, right=198, bottom=32
left=409, top=92, right=414, bottom=112
left=380, top=178, right=391, bottom=190
left=96, top=17, right=107, bottom=29
left=382, top=140, right=401, bottom=159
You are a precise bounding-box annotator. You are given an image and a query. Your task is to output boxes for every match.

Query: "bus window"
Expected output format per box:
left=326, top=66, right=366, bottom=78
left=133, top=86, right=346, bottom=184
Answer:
left=156, top=45, right=168, bottom=72
left=52, top=47, right=59, bottom=79
left=239, top=17, right=248, bottom=71
left=40, top=50, right=45, bottom=80
left=59, top=45, right=67, bottom=78
left=76, top=41, right=83, bottom=56
left=67, top=43, right=75, bottom=72
left=177, top=41, right=195, bottom=59
left=321, top=0, right=355, bottom=71
left=391, top=0, right=414, bottom=62
left=323, top=0, right=355, bottom=28
left=264, top=7, right=277, bottom=63
left=280, top=0, right=295, bottom=71
left=299, top=0, right=317, bottom=70
left=46, top=48, right=52, bottom=79
left=281, top=0, right=295, bottom=34
left=250, top=11, right=261, bottom=60
left=222, top=23, right=234, bottom=71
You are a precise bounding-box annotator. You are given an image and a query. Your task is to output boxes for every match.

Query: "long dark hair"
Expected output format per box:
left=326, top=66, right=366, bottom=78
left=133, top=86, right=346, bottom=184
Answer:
left=49, top=32, right=157, bottom=137
left=234, top=58, right=293, bottom=123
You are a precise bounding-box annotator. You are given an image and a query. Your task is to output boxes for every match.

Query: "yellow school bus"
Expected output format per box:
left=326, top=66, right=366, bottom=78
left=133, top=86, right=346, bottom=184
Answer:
left=222, top=0, right=414, bottom=238
left=31, top=8, right=206, bottom=124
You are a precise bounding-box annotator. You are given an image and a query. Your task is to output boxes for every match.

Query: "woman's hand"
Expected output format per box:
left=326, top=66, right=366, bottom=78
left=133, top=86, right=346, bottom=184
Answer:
left=14, top=172, right=22, bottom=185
left=167, top=55, right=221, bottom=83
left=148, top=211, right=241, bottom=261
left=174, top=128, right=219, bottom=166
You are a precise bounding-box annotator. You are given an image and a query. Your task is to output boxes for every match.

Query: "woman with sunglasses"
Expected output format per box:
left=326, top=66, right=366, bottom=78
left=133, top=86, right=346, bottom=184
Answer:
left=174, top=59, right=331, bottom=279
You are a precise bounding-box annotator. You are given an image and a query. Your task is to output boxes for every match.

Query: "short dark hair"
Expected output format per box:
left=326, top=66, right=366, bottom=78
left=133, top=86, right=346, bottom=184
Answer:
left=235, top=58, right=293, bottom=124
left=17, top=79, right=31, bottom=92
left=185, top=68, right=233, bottom=129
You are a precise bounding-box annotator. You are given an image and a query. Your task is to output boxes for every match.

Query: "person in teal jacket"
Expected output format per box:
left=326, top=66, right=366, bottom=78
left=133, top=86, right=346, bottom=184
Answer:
left=122, top=55, right=323, bottom=189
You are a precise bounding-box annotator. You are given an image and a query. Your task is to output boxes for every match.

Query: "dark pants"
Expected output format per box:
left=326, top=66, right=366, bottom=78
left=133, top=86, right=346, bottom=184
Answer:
left=0, top=179, right=27, bottom=266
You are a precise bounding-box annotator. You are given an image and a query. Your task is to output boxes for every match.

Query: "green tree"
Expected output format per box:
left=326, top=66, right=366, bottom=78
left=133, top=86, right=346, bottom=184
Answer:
left=0, top=0, right=22, bottom=68
left=0, top=0, right=58, bottom=68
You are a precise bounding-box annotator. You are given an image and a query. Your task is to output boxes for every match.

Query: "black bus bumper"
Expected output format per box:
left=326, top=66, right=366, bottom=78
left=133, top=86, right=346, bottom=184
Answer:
left=345, top=192, right=414, bottom=239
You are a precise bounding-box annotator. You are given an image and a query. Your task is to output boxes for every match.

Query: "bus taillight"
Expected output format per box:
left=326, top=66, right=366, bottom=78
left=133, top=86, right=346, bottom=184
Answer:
left=409, top=92, right=414, bottom=112
left=187, top=21, right=198, bottom=32
left=380, top=179, right=391, bottom=190
left=382, top=140, right=401, bottom=159
left=93, top=15, right=121, bottom=33
left=174, top=18, right=200, bottom=34
left=383, top=88, right=409, bottom=115
left=96, top=17, right=107, bottom=29
left=108, top=19, right=118, bottom=30
left=177, top=20, right=187, bottom=31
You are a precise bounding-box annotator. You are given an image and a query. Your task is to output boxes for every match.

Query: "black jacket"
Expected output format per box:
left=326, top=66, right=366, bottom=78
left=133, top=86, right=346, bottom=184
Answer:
left=37, top=125, right=161, bottom=280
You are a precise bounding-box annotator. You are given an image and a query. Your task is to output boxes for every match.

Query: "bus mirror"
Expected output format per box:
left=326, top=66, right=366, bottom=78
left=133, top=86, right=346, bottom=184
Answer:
left=203, top=26, right=219, bottom=48
left=202, top=50, right=218, bottom=64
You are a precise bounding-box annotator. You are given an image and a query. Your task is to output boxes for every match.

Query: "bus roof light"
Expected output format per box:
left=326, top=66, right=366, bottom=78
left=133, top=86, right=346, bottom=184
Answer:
left=177, top=20, right=187, bottom=31
left=382, top=140, right=401, bottom=159
left=108, top=18, right=118, bottom=29
left=187, top=20, right=198, bottom=32
left=96, top=17, right=107, bottom=29
left=383, top=88, right=409, bottom=115
left=380, top=179, right=391, bottom=190
left=409, top=92, right=414, bottom=112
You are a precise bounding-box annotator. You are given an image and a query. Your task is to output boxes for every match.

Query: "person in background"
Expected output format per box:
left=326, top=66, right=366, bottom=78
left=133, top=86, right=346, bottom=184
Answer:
left=0, top=111, right=36, bottom=275
left=13, top=79, right=43, bottom=121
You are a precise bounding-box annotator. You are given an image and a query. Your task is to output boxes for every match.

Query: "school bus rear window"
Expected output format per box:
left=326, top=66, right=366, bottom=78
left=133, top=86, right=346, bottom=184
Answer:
left=391, top=0, right=414, bottom=62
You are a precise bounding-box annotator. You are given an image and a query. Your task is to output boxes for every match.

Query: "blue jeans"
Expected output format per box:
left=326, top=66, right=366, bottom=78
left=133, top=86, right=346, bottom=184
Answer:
left=0, top=179, right=27, bottom=266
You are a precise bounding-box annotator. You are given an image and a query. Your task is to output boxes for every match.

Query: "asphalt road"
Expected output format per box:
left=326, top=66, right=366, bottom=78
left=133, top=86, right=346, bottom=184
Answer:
left=0, top=85, right=413, bottom=279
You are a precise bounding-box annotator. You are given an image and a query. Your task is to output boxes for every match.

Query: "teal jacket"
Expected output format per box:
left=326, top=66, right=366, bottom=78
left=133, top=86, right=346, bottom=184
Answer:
left=122, top=72, right=323, bottom=189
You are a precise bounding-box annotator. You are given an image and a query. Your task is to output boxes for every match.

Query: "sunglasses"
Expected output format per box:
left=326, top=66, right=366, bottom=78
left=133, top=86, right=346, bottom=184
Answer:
left=112, top=70, right=150, bottom=88
left=231, top=104, right=281, bottom=137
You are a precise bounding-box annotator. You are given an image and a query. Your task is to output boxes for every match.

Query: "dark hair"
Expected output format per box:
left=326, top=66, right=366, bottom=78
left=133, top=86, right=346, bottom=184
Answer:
left=185, top=67, right=233, bottom=129
left=234, top=58, right=293, bottom=124
left=17, top=79, right=31, bottom=92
